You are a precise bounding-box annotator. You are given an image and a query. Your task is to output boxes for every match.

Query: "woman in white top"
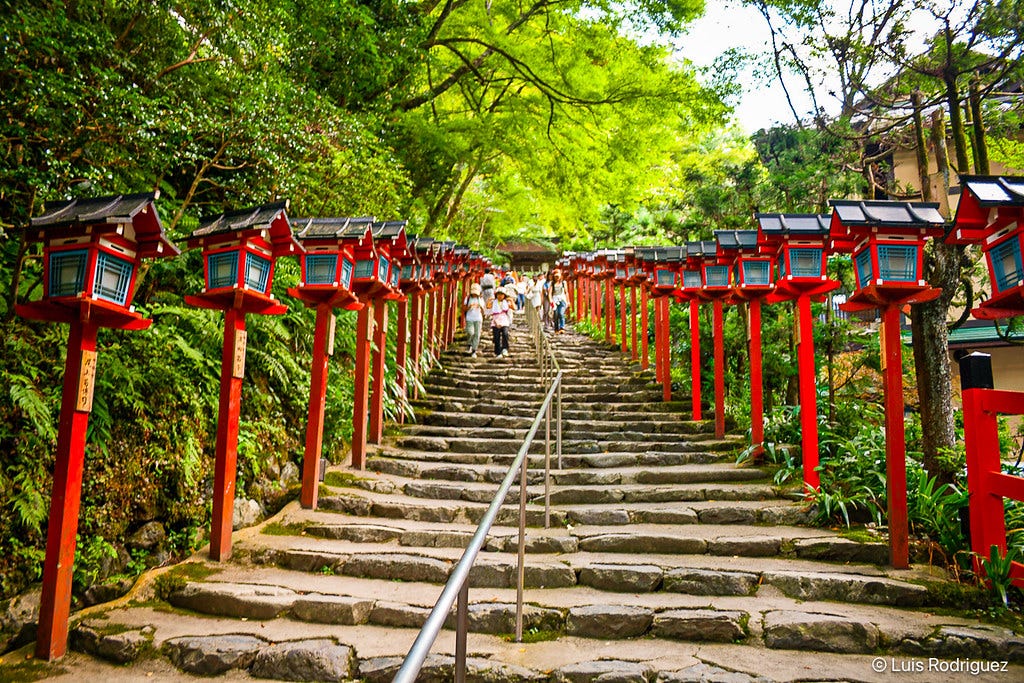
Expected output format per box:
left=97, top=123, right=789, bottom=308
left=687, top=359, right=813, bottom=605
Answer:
left=463, top=283, right=485, bottom=357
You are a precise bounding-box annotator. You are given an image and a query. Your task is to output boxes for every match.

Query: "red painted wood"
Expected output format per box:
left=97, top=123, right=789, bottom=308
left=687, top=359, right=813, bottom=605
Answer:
left=749, top=298, right=764, bottom=458
left=426, top=290, right=436, bottom=361
left=653, top=296, right=664, bottom=384
left=396, top=298, right=409, bottom=423
left=36, top=319, right=97, bottom=661
left=882, top=304, right=909, bottom=569
left=689, top=299, right=702, bottom=422
left=410, top=293, right=422, bottom=400
left=210, top=307, right=246, bottom=561
left=796, top=294, right=820, bottom=491
left=713, top=297, right=725, bottom=438
left=351, top=301, right=373, bottom=469
left=640, top=287, right=650, bottom=370
left=661, top=296, right=672, bottom=402
left=300, top=304, right=332, bottom=509
left=630, top=286, right=638, bottom=361
left=605, top=281, right=614, bottom=343
left=591, top=279, right=600, bottom=325
left=369, top=299, right=388, bottom=444
left=619, top=284, right=628, bottom=353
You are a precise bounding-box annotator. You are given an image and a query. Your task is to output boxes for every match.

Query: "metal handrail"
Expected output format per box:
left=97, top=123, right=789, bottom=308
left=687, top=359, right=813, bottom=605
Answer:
left=394, top=296, right=564, bottom=683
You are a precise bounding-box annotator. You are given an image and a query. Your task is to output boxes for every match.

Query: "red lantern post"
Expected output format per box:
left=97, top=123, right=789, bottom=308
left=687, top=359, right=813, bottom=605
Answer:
left=829, top=199, right=945, bottom=569
left=185, top=202, right=301, bottom=561
left=367, top=221, right=408, bottom=448
left=716, top=230, right=774, bottom=457
left=756, top=213, right=839, bottom=492
left=16, top=193, right=179, bottom=661
left=287, top=218, right=367, bottom=509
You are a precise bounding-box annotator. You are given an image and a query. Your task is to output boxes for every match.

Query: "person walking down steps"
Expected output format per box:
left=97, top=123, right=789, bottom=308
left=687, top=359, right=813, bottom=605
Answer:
left=551, top=269, right=568, bottom=333
left=488, top=288, right=512, bottom=358
left=463, top=282, right=485, bottom=357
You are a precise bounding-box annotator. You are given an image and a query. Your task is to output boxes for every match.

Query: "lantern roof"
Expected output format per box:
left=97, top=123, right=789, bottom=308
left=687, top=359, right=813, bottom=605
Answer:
left=828, top=199, right=945, bottom=230
left=412, top=236, right=435, bottom=254
left=372, top=220, right=408, bottom=260
left=948, top=175, right=1024, bottom=245
left=190, top=201, right=302, bottom=256
left=715, top=230, right=759, bottom=253
left=686, top=240, right=718, bottom=259
left=756, top=213, right=831, bottom=239
left=29, top=192, right=179, bottom=259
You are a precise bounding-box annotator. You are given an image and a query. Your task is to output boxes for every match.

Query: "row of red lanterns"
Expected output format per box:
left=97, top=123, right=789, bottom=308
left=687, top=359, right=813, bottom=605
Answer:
left=15, top=193, right=486, bottom=661
left=557, top=175, right=1024, bottom=576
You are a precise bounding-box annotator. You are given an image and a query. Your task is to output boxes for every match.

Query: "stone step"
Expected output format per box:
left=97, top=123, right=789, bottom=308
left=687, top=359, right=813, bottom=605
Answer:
left=369, top=446, right=735, bottom=469
left=412, top=398, right=707, bottom=419
left=419, top=384, right=667, bottom=403
left=389, top=434, right=740, bottom=455
left=415, top=410, right=715, bottom=435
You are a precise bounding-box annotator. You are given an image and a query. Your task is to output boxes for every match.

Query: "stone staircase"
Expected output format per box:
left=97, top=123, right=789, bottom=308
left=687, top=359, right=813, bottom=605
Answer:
left=18, top=321, right=1024, bottom=682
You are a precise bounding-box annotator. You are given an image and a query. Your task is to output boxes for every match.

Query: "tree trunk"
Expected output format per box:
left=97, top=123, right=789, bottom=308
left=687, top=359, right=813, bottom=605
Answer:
left=969, top=77, right=990, bottom=175
left=911, top=89, right=932, bottom=202
left=944, top=73, right=971, bottom=174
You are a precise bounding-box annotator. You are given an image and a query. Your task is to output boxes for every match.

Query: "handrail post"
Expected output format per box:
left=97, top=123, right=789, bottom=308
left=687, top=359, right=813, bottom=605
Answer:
left=516, top=452, right=528, bottom=641
left=545, top=400, right=551, bottom=529
left=557, top=379, right=563, bottom=470
left=455, top=580, right=469, bottom=683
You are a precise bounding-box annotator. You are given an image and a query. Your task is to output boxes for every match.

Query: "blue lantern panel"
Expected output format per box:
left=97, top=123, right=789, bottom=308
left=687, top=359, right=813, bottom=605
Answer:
left=245, top=253, right=272, bottom=292
left=93, top=252, right=134, bottom=306
left=877, top=245, right=918, bottom=282
left=354, top=259, right=375, bottom=279
left=207, top=251, right=239, bottom=290
left=391, top=264, right=400, bottom=287
left=789, top=248, right=822, bottom=278
left=705, top=265, right=729, bottom=287
left=340, top=259, right=353, bottom=288
left=305, top=254, right=338, bottom=285
left=628, top=267, right=636, bottom=277
left=742, top=260, right=771, bottom=286
left=656, top=269, right=675, bottom=286
left=49, top=249, right=89, bottom=297
left=991, top=240, right=1023, bottom=292
left=855, top=249, right=872, bottom=288
left=683, top=270, right=702, bottom=289
left=401, top=265, right=414, bottom=281
left=378, top=256, right=390, bottom=282
left=615, top=267, right=627, bottom=279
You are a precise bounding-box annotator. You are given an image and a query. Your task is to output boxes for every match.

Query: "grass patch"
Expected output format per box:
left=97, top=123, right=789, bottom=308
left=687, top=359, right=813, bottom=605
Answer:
left=501, top=628, right=560, bottom=643
left=261, top=521, right=307, bottom=536
left=0, top=656, right=66, bottom=682
left=323, top=471, right=369, bottom=488
left=152, top=562, right=221, bottom=602
left=838, top=527, right=883, bottom=544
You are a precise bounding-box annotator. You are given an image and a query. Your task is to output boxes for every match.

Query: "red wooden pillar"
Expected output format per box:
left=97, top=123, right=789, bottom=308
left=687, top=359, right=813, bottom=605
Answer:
left=396, top=297, right=409, bottom=423
left=663, top=296, right=671, bottom=401
left=689, top=299, right=702, bottom=421
left=795, top=294, right=820, bottom=491
left=300, top=305, right=334, bottom=509
left=630, top=286, right=638, bottom=361
left=882, top=304, right=909, bottom=569
left=640, top=287, right=650, bottom=370
left=591, top=279, right=600, bottom=325
left=619, top=284, right=628, bottom=353
left=210, top=307, right=247, bottom=561
left=748, top=298, right=764, bottom=457
left=444, top=281, right=454, bottom=346
left=426, top=290, right=436, bottom=361
left=605, top=280, right=615, bottom=344
left=653, top=296, right=663, bottom=383
left=410, top=294, right=423, bottom=399
left=712, top=298, right=725, bottom=436
left=369, top=299, right=388, bottom=444
left=351, top=300, right=373, bottom=469
left=35, top=319, right=97, bottom=661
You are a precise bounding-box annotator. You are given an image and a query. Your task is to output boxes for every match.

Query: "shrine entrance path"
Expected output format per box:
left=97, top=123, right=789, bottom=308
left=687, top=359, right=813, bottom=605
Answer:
left=7, top=321, right=1024, bottom=682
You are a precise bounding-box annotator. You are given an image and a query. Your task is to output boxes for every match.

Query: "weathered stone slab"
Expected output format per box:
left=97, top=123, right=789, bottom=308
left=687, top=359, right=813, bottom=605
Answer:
left=556, top=659, right=650, bottom=682
left=291, top=594, right=373, bottom=625
left=707, top=536, right=781, bottom=557
left=359, top=654, right=452, bottom=683
left=71, top=622, right=150, bottom=664
left=696, top=507, right=757, bottom=525
left=793, top=537, right=888, bottom=564
left=250, top=638, right=353, bottom=681
left=764, top=571, right=927, bottom=606
left=566, top=604, right=653, bottom=638
left=657, top=663, right=772, bottom=682
left=371, top=501, right=458, bottom=523
left=468, top=560, right=512, bottom=588
left=524, top=563, right=577, bottom=588
left=638, top=508, right=699, bottom=525
left=163, top=634, right=266, bottom=675
left=900, top=624, right=1024, bottom=662
left=579, top=533, right=706, bottom=555
left=652, top=609, right=746, bottom=642
left=341, top=553, right=451, bottom=583
left=550, top=488, right=626, bottom=505
left=567, top=509, right=631, bottom=526
left=404, top=481, right=466, bottom=500
left=169, top=582, right=296, bottom=619
left=663, top=568, right=759, bottom=596
left=578, top=564, right=663, bottom=592
left=451, top=602, right=563, bottom=634
left=305, top=524, right=402, bottom=543
left=317, top=493, right=372, bottom=516
left=274, top=550, right=345, bottom=573
left=763, top=610, right=879, bottom=653
left=400, top=530, right=474, bottom=548
left=555, top=471, right=623, bottom=486
left=368, top=601, right=432, bottom=628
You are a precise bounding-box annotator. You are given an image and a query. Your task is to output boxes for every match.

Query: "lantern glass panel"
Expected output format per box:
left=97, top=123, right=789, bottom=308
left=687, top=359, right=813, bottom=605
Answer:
left=391, top=264, right=400, bottom=286
left=789, top=248, right=822, bottom=278
left=354, top=259, right=375, bottom=279
left=991, top=239, right=1023, bottom=292
left=245, top=253, right=272, bottom=292
left=742, top=260, right=771, bottom=286
left=378, top=255, right=390, bottom=282
left=683, top=270, right=702, bottom=289
left=401, top=265, right=414, bottom=281
left=305, top=254, right=338, bottom=285
left=340, top=259, right=353, bottom=288
left=656, top=269, right=675, bottom=286
left=93, top=251, right=134, bottom=306
left=628, top=266, right=636, bottom=277
left=855, top=249, right=873, bottom=288
left=207, top=251, right=239, bottom=290
left=877, top=244, right=917, bottom=281
left=705, top=265, right=729, bottom=287
left=615, top=266, right=627, bottom=279
left=49, top=249, right=89, bottom=297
